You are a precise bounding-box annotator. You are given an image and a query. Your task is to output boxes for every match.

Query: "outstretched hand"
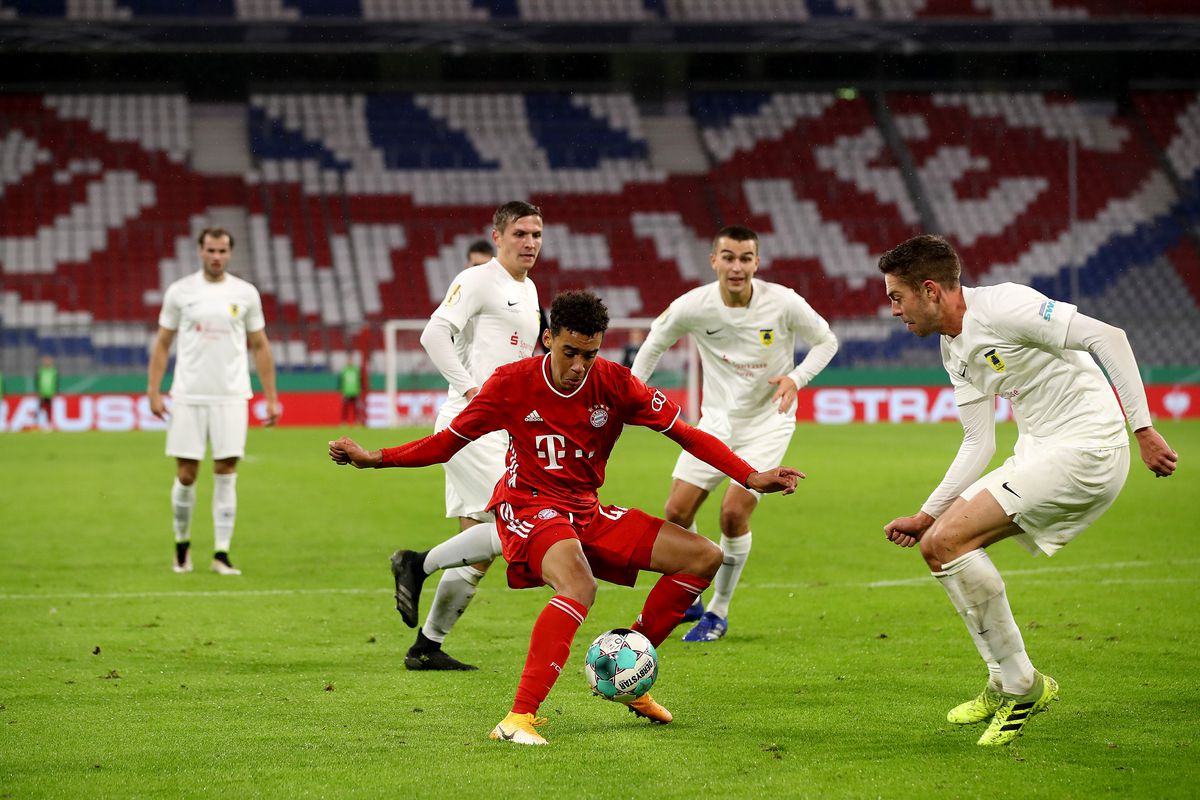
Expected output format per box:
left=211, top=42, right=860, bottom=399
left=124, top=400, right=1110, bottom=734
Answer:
left=328, top=436, right=381, bottom=469
left=747, top=466, right=805, bottom=496
left=883, top=511, right=935, bottom=548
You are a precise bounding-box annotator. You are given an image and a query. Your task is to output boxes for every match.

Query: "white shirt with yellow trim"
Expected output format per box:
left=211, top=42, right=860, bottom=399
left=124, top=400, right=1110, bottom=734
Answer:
left=159, top=270, right=265, bottom=403
left=941, top=284, right=1126, bottom=448
left=431, top=258, right=541, bottom=416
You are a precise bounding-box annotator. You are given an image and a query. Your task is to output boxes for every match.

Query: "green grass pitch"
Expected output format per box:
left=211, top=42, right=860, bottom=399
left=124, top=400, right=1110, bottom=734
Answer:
left=1, top=421, right=1196, bottom=798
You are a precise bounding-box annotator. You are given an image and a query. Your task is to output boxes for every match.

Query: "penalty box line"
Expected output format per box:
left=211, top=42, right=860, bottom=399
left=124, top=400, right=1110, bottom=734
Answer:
left=1, top=558, right=1197, bottom=603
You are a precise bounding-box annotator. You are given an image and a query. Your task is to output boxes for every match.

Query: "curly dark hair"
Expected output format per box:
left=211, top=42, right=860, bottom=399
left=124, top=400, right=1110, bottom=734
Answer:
left=549, top=290, right=610, bottom=337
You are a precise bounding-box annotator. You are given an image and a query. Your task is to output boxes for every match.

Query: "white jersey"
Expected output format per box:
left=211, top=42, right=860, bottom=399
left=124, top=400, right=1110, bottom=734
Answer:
left=159, top=270, right=265, bottom=403
left=431, top=258, right=540, bottom=416
left=633, top=279, right=834, bottom=422
left=942, top=284, right=1126, bottom=448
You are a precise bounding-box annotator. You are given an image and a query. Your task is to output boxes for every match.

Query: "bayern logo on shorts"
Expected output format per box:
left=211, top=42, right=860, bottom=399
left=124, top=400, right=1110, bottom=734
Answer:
left=537, top=508, right=559, bottom=520
left=589, top=405, right=610, bottom=428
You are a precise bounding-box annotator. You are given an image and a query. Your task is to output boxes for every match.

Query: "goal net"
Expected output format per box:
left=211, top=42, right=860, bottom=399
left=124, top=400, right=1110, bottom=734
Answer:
left=382, top=317, right=699, bottom=427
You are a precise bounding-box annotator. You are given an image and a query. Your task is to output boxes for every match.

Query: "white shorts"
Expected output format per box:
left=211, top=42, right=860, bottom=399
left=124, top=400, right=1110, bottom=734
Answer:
left=962, top=442, right=1130, bottom=556
left=166, top=401, right=248, bottom=461
left=437, top=404, right=505, bottom=522
left=672, top=412, right=795, bottom=499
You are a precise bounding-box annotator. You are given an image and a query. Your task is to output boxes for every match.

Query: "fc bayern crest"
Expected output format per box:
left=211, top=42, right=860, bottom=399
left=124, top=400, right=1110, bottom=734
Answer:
left=536, top=508, right=559, bottom=520
left=589, top=404, right=610, bottom=428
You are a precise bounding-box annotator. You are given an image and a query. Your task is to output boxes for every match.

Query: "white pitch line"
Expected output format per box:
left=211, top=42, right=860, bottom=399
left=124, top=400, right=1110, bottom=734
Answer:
left=1, top=558, right=1197, bottom=603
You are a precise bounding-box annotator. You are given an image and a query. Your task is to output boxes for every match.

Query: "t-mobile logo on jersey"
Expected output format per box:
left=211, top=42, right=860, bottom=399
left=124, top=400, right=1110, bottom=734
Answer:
left=535, top=434, right=596, bottom=470
left=536, top=434, right=568, bottom=470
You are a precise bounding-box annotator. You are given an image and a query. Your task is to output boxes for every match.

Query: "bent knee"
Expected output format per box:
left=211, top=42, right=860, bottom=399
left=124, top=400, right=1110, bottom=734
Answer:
left=558, top=575, right=597, bottom=608
left=695, top=538, right=723, bottom=579
left=663, top=502, right=695, bottom=529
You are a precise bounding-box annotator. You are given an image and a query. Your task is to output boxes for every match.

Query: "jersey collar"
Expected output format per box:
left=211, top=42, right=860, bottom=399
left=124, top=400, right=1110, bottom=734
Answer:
left=540, top=353, right=590, bottom=398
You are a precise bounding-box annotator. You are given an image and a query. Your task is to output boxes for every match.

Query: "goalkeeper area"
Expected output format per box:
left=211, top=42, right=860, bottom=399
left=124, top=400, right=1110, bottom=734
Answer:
left=1, top=421, right=1197, bottom=797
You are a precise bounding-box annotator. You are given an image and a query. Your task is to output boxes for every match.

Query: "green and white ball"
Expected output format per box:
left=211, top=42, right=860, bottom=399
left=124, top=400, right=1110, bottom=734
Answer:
left=584, top=628, right=658, bottom=703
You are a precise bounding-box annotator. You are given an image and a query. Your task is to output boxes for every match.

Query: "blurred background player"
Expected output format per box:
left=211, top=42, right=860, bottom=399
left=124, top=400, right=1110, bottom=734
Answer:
left=631, top=225, right=838, bottom=642
left=465, top=238, right=495, bottom=267
left=35, top=354, right=58, bottom=431
left=338, top=352, right=364, bottom=426
left=332, top=290, right=804, bottom=744
left=148, top=227, right=279, bottom=576
left=879, top=234, right=1178, bottom=746
left=396, top=201, right=543, bottom=670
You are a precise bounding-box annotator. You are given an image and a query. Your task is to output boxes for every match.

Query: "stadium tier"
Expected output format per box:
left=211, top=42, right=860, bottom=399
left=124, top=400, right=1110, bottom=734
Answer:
left=0, top=0, right=1192, bottom=20
left=3, top=89, right=1199, bottom=372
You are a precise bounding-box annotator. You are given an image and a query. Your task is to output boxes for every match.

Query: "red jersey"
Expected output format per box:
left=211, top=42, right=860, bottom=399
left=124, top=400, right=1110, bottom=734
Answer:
left=377, top=355, right=757, bottom=511
left=449, top=355, right=680, bottom=516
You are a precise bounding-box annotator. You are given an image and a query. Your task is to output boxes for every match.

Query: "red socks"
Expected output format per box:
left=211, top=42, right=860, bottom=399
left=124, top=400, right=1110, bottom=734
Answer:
left=512, top=595, right=588, bottom=716
left=632, top=573, right=710, bottom=648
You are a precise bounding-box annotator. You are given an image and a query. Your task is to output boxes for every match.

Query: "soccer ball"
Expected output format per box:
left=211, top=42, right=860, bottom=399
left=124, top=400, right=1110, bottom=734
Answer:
left=583, top=628, right=658, bottom=703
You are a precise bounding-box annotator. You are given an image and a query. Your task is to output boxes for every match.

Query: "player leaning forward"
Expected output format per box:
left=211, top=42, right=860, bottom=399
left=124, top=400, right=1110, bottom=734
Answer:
left=329, top=290, right=802, bottom=745
left=631, top=225, right=838, bottom=641
left=149, top=227, right=279, bottom=576
left=879, top=235, right=1178, bottom=746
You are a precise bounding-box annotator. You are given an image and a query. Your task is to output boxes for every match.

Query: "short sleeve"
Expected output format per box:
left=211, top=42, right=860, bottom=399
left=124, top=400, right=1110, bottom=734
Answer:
left=430, top=268, right=486, bottom=333
left=244, top=286, right=266, bottom=333
left=619, top=367, right=682, bottom=431
left=158, top=283, right=181, bottom=330
left=984, top=284, right=1077, bottom=352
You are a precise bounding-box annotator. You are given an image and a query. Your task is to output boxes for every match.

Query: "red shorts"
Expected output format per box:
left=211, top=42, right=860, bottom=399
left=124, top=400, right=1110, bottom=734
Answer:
left=494, top=501, right=663, bottom=590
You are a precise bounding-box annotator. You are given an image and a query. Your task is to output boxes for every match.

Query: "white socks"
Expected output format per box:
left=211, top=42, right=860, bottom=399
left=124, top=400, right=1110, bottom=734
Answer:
left=935, top=549, right=1036, bottom=696
left=171, top=478, right=196, bottom=542
left=422, top=565, right=486, bottom=643
left=707, top=532, right=752, bottom=620
left=212, top=473, right=238, bottom=553
left=423, top=522, right=502, bottom=573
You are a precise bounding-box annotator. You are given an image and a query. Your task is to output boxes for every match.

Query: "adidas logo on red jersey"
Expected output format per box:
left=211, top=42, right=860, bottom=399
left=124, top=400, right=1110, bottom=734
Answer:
left=524, top=409, right=543, bottom=422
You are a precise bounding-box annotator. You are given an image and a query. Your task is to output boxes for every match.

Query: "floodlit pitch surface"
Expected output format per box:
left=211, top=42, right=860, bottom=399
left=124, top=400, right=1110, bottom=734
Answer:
left=1, top=421, right=1196, bottom=798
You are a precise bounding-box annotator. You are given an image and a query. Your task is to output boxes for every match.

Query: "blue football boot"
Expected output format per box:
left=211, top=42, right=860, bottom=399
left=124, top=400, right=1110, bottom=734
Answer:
left=681, top=611, right=728, bottom=642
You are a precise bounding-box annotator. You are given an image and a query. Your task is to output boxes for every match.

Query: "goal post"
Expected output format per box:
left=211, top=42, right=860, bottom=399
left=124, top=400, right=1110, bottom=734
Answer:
left=382, top=317, right=700, bottom=427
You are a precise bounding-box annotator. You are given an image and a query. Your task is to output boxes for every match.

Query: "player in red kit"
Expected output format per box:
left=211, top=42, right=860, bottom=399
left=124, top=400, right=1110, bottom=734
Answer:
left=329, top=290, right=803, bottom=745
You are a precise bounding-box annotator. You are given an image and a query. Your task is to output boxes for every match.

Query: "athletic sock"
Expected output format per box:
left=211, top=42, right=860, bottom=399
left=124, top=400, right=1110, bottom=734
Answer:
left=424, top=522, right=501, bottom=573
left=171, top=478, right=196, bottom=542
left=935, top=549, right=1037, bottom=696
left=706, top=532, right=751, bottom=619
left=631, top=573, right=710, bottom=648
left=512, top=595, right=588, bottom=716
left=175, top=540, right=191, bottom=564
left=421, top=565, right=485, bottom=642
left=211, top=473, right=237, bottom=553
left=409, top=629, right=441, bottom=656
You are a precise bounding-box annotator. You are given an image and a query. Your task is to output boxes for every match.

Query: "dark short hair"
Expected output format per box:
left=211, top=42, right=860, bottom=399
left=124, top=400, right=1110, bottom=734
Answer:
left=878, top=234, right=961, bottom=290
left=549, top=290, right=609, bottom=337
left=712, top=225, right=758, bottom=254
left=493, top=201, right=542, bottom=234
left=197, top=227, right=234, bottom=249
left=467, top=239, right=495, bottom=259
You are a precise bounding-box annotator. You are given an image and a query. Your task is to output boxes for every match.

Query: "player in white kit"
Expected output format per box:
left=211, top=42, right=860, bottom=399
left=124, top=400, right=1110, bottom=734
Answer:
left=879, top=235, right=1178, bottom=746
left=391, top=202, right=543, bottom=670
left=631, top=225, right=838, bottom=642
left=148, top=228, right=279, bottom=576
